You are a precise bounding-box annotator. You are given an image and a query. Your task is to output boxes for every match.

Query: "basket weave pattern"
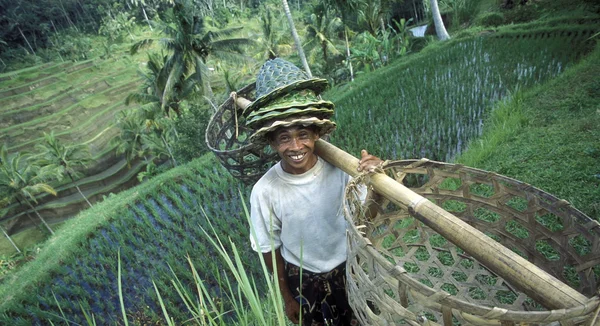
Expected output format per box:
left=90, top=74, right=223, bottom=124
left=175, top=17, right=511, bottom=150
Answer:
left=344, top=159, right=600, bottom=325
left=205, top=83, right=278, bottom=185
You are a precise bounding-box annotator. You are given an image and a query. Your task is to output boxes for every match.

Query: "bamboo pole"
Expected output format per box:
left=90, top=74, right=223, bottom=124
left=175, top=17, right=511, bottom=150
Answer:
left=232, top=95, right=590, bottom=310
left=314, top=139, right=588, bottom=310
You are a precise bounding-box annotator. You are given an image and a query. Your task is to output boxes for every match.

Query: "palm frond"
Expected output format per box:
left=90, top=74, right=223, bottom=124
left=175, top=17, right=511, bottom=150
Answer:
left=130, top=39, right=156, bottom=55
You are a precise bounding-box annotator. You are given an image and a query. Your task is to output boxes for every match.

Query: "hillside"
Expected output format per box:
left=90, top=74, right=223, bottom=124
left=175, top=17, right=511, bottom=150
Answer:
left=0, top=0, right=598, bottom=324
left=0, top=20, right=598, bottom=324
left=0, top=49, right=149, bottom=236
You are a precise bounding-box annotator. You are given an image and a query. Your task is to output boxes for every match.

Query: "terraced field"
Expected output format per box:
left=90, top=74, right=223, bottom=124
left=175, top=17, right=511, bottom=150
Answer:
left=0, top=55, right=146, bottom=235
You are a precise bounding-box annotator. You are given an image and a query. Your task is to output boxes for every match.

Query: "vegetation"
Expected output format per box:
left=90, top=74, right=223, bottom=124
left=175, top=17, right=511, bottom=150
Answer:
left=0, top=0, right=599, bottom=324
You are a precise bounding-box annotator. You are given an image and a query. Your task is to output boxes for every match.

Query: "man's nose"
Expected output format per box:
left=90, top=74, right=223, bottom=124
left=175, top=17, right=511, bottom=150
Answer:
left=290, top=137, right=302, bottom=149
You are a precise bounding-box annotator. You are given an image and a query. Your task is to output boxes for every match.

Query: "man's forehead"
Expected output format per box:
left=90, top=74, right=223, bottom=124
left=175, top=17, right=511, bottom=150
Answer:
left=273, top=125, right=313, bottom=135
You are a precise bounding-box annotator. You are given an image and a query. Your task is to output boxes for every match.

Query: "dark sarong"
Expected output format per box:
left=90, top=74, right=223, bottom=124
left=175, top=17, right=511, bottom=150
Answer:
left=285, top=262, right=359, bottom=326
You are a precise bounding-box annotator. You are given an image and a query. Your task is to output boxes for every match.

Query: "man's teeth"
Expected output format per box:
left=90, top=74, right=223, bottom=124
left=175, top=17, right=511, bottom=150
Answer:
left=290, top=153, right=305, bottom=160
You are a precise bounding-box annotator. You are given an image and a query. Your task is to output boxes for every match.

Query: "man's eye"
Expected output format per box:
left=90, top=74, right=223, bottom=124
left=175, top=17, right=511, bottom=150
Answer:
left=278, top=136, right=290, bottom=143
left=299, top=133, right=309, bottom=139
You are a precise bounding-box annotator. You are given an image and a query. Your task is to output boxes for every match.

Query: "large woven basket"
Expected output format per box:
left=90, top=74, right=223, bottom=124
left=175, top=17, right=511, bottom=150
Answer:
left=205, top=83, right=279, bottom=185
left=344, top=159, right=600, bottom=326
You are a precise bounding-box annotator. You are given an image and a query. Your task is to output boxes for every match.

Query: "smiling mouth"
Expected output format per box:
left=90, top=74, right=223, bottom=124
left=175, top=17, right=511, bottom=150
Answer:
left=288, top=153, right=306, bottom=162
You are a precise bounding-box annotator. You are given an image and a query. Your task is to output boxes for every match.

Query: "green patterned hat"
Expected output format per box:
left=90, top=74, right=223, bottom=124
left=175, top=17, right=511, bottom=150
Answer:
left=244, top=58, right=331, bottom=116
left=245, top=58, right=336, bottom=142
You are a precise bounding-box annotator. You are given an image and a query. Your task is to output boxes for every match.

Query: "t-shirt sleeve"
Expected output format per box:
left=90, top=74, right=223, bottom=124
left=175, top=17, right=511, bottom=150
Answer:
left=249, top=185, right=282, bottom=253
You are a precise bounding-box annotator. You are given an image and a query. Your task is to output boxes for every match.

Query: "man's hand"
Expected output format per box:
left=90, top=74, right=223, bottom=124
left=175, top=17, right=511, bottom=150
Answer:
left=284, top=297, right=301, bottom=324
left=357, top=149, right=383, bottom=173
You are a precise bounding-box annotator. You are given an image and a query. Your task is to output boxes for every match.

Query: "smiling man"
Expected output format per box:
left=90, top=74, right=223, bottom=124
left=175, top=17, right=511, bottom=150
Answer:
left=245, top=58, right=382, bottom=326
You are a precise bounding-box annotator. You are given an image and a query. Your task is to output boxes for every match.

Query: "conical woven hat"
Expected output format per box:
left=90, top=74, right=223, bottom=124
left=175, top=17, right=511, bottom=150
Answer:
left=243, top=58, right=330, bottom=116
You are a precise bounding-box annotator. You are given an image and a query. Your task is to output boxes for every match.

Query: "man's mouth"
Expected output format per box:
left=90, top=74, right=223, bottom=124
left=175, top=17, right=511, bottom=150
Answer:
left=288, top=152, right=306, bottom=162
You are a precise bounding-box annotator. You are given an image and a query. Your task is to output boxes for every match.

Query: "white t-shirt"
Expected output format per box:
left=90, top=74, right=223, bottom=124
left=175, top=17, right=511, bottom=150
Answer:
left=249, top=156, right=350, bottom=273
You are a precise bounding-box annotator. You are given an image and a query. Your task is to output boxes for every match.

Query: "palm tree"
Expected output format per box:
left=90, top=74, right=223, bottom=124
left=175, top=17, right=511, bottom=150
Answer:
left=131, top=0, right=252, bottom=112
left=430, top=0, right=450, bottom=40
left=141, top=129, right=177, bottom=167
left=304, top=5, right=343, bottom=70
left=0, top=145, right=57, bottom=235
left=255, top=6, right=293, bottom=60
left=114, top=110, right=148, bottom=167
left=34, top=132, right=92, bottom=208
left=0, top=222, right=20, bottom=253
left=282, top=0, right=312, bottom=77
left=126, top=53, right=196, bottom=118
left=0, top=202, right=20, bottom=253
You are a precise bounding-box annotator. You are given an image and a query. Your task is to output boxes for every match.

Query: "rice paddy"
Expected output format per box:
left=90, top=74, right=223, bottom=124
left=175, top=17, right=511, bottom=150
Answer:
left=0, top=23, right=598, bottom=324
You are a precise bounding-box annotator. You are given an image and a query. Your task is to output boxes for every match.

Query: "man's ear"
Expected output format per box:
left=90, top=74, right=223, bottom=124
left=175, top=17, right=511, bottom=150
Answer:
left=268, top=139, right=277, bottom=151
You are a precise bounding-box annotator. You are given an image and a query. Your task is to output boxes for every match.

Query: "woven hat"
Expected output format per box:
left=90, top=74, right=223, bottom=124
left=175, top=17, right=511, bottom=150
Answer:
left=245, top=58, right=336, bottom=143
left=249, top=116, right=336, bottom=144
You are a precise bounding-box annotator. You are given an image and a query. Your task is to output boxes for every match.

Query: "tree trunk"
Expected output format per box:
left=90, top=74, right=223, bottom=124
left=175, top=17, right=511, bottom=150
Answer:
left=1, top=224, right=20, bottom=253
left=160, top=134, right=177, bottom=167
left=141, top=5, right=153, bottom=31
left=24, top=200, right=54, bottom=235
left=17, top=26, right=36, bottom=56
left=282, top=0, right=312, bottom=77
left=76, top=185, right=92, bottom=208
left=430, top=0, right=450, bottom=40
left=58, top=0, right=79, bottom=32
left=345, top=28, right=354, bottom=82
left=67, top=172, right=92, bottom=208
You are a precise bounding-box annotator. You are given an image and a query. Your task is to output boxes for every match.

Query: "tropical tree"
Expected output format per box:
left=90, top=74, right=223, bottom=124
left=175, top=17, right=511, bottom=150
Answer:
left=131, top=0, right=252, bottom=111
left=281, top=0, right=312, bottom=77
left=114, top=110, right=148, bottom=167
left=0, top=221, right=20, bottom=253
left=255, top=5, right=292, bottom=60
left=34, top=132, right=92, bottom=208
left=304, top=4, right=343, bottom=70
left=431, top=0, right=450, bottom=40
left=126, top=53, right=197, bottom=118
left=0, top=145, right=57, bottom=235
left=141, top=128, right=177, bottom=167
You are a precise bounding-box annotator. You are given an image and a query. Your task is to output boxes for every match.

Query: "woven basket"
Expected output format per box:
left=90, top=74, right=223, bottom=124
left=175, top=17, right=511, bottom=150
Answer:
left=344, top=159, right=600, bottom=326
left=205, top=83, right=279, bottom=185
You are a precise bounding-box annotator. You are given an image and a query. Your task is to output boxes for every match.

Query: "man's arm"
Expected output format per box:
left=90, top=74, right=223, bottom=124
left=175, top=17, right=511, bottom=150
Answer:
left=263, top=248, right=301, bottom=324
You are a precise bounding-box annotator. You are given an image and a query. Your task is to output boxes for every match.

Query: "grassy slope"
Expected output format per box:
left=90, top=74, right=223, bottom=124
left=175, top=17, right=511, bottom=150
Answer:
left=457, top=43, right=600, bottom=221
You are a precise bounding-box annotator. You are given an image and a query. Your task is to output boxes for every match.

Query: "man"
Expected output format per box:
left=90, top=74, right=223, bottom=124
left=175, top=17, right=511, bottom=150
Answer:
left=245, top=58, right=382, bottom=325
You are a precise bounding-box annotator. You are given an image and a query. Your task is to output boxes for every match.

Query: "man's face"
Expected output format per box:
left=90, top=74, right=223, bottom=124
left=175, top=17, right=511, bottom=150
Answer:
left=269, top=126, right=320, bottom=175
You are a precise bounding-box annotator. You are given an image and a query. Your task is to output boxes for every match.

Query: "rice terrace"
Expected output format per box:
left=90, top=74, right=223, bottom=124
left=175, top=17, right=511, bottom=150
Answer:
left=0, top=0, right=599, bottom=325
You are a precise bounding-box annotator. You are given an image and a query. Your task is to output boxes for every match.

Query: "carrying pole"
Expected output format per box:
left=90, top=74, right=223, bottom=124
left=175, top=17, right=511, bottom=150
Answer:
left=232, top=95, right=590, bottom=311
left=314, top=139, right=589, bottom=310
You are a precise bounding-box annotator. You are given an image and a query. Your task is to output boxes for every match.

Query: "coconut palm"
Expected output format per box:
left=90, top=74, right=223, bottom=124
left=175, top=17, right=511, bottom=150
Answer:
left=255, top=5, right=293, bottom=60
left=34, top=132, right=92, bottom=208
left=431, top=0, right=450, bottom=40
left=304, top=4, right=344, bottom=69
left=282, top=0, right=312, bottom=77
left=126, top=53, right=197, bottom=118
left=114, top=110, right=148, bottom=167
left=0, top=221, right=20, bottom=253
left=0, top=145, right=57, bottom=235
left=130, top=0, right=252, bottom=112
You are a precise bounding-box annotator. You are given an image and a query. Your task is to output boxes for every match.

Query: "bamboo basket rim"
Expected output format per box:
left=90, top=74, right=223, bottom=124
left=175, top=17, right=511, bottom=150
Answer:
left=344, top=158, right=600, bottom=325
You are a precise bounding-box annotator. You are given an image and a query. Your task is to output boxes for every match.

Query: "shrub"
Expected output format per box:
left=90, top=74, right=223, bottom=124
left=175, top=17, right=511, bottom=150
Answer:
left=477, top=12, right=506, bottom=27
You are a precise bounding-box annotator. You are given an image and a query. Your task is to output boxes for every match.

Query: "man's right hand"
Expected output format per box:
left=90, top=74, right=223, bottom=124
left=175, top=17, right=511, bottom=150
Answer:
left=284, top=297, right=301, bottom=324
